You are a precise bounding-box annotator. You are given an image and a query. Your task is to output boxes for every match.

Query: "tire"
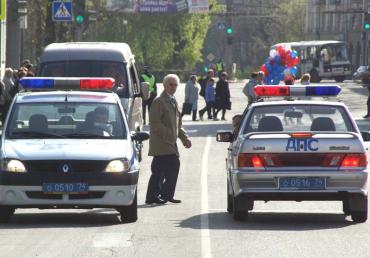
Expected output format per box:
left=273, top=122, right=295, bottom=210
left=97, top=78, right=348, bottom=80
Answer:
left=117, top=190, right=137, bottom=223
left=350, top=195, right=368, bottom=223
left=227, top=182, right=233, bottom=214
left=342, top=199, right=350, bottom=216
left=0, top=207, right=15, bottom=223
left=310, top=69, right=321, bottom=83
left=334, top=76, right=345, bottom=83
left=232, top=196, right=248, bottom=221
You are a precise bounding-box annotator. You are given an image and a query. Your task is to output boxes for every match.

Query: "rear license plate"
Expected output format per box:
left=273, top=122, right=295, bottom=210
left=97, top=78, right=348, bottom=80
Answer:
left=279, top=177, right=325, bottom=190
left=42, top=183, right=89, bottom=194
left=332, top=67, right=343, bottom=72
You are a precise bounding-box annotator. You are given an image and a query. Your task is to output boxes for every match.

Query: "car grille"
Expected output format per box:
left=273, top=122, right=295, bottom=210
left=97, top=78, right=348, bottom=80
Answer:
left=25, top=191, right=106, bottom=200
left=23, top=160, right=108, bottom=174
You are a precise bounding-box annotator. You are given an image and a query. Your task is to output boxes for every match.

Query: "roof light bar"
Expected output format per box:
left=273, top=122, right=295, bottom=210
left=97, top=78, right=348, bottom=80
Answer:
left=19, top=77, right=115, bottom=91
left=254, top=85, right=341, bottom=97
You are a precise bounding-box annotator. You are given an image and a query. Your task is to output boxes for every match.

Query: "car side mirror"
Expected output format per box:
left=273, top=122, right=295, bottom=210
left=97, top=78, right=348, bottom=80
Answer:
left=132, top=131, right=150, bottom=142
left=361, top=131, right=370, bottom=142
left=140, top=82, right=150, bottom=101
left=216, top=130, right=233, bottom=142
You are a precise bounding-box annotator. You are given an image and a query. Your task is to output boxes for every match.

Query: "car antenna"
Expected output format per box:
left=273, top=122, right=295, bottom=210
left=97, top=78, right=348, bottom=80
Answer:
left=64, top=94, right=68, bottom=102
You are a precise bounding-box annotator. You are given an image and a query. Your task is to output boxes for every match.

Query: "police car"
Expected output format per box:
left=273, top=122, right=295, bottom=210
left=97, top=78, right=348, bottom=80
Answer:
left=0, top=78, right=149, bottom=223
left=217, top=85, right=369, bottom=222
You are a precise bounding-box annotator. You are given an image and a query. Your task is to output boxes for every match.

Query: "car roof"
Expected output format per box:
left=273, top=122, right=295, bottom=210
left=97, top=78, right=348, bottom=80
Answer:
left=15, top=91, right=119, bottom=104
left=250, top=100, right=347, bottom=108
left=40, top=42, right=134, bottom=63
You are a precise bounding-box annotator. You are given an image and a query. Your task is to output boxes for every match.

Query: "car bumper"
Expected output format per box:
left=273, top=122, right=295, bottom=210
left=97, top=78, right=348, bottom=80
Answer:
left=0, top=170, right=138, bottom=207
left=231, top=169, right=368, bottom=200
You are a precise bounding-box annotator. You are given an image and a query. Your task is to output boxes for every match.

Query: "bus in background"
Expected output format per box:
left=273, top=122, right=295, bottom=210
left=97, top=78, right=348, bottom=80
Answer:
left=271, top=40, right=351, bottom=83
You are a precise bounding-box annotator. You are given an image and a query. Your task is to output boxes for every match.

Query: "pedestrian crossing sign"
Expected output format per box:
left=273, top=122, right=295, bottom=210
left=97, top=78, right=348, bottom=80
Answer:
left=52, top=1, right=72, bottom=22
left=0, top=0, right=6, bottom=20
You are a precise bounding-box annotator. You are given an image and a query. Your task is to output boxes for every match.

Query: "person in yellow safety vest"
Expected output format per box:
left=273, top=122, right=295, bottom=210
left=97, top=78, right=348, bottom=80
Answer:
left=216, top=59, right=224, bottom=78
left=140, top=65, right=158, bottom=125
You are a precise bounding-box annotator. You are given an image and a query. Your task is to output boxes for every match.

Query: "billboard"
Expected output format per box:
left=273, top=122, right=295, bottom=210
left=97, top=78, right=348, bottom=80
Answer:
left=106, top=0, right=209, bottom=13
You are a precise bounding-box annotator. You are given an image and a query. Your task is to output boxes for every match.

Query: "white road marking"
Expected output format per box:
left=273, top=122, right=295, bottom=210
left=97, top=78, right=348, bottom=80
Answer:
left=186, top=129, right=199, bottom=133
left=93, top=233, right=132, bottom=248
left=201, top=137, right=212, bottom=258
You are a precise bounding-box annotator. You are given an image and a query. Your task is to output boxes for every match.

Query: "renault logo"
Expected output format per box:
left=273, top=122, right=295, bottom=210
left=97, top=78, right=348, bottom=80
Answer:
left=62, top=164, right=69, bottom=173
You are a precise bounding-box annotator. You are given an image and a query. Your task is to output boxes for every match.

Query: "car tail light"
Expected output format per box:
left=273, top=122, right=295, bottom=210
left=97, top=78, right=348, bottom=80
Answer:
left=238, top=154, right=264, bottom=168
left=340, top=154, right=367, bottom=168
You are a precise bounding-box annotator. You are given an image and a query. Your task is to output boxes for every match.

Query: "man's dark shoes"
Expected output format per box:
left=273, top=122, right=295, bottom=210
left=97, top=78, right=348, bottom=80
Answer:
left=363, top=114, right=370, bottom=119
left=164, top=198, right=181, bottom=203
left=145, top=197, right=166, bottom=204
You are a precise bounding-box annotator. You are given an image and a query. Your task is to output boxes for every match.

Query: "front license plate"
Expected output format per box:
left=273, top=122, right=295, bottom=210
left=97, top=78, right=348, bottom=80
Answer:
left=279, top=177, right=325, bottom=190
left=42, top=183, right=89, bottom=194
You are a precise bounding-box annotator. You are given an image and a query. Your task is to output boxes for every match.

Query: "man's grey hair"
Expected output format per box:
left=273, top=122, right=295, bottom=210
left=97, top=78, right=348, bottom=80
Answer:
left=163, top=74, right=180, bottom=86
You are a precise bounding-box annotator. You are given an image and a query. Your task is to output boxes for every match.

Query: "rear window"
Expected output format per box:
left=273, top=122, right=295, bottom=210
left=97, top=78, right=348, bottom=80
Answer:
left=242, top=104, right=355, bottom=133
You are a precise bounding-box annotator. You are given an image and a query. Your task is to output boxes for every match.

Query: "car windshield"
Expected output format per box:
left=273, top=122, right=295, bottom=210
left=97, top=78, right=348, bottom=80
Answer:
left=7, top=102, right=127, bottom=139
left=243, top=104, right=355, bottom=134
left=39, top=61, right=129, bottom=96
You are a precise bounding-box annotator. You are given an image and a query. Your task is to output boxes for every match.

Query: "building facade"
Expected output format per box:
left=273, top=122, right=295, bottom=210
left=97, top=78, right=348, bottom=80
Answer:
left=305, top=0, right=367, bottom=70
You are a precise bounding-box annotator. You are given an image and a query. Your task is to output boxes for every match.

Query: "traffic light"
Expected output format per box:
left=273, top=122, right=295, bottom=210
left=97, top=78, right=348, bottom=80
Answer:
left=364, top=12, right=370, bottom=30
left=227, top=36, right=233, bottom=45
left=75, top=0, right=86, bottom=24
left=7, top=0, right=27, bottom=22
left=226, top=27, right=233, bottom=34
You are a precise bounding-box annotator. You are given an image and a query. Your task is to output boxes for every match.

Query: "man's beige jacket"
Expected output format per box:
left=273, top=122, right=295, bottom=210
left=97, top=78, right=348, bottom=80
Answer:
left=148, top=91, right=188, bottom=156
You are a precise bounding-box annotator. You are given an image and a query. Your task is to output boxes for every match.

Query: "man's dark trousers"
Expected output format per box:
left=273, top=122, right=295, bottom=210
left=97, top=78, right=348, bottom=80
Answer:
left=145, top=154, right=180, bottom=202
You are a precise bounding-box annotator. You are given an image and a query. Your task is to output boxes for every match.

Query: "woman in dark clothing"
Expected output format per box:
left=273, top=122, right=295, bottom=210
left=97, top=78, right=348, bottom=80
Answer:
left=215, top=72, right=231, bottom=120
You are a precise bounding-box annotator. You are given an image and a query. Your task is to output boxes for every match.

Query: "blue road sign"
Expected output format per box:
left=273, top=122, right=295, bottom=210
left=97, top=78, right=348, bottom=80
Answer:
left=52, top=1, right=72, bottom=22
left=217, top=22, right=226, bottom=30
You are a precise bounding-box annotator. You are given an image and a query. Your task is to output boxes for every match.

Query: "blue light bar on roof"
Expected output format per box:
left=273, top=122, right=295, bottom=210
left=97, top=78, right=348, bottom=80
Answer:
left=20, top=78, right=55, bottom=89
left=305, top=85, right=341, bottom=96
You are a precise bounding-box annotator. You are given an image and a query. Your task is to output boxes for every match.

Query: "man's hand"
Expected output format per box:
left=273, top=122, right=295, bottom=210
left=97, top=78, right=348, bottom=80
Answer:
left=183, top=139, right=192, bottom=148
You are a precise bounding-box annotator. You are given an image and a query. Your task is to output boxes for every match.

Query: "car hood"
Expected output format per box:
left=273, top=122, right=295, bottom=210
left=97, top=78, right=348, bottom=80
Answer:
left=2, top=139, right=133, bottom=160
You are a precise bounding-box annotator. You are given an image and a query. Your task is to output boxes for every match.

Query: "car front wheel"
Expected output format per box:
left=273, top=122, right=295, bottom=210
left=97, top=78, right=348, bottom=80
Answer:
left=117, top=190, right=138, bottom=223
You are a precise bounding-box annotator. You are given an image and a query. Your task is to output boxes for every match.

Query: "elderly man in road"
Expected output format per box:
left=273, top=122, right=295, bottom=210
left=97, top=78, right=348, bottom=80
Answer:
left=145, top=74, right=192, bottom=204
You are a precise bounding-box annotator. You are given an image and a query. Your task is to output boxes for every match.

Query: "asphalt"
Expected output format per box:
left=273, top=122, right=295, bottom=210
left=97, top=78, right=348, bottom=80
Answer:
left=0, top=80, right=369, bottom=258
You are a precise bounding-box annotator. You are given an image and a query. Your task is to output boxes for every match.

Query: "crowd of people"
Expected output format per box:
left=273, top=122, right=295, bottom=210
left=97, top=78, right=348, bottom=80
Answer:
left=0, top=60, right=36, bottom=124
left=182, top=68, right=231, bottom=121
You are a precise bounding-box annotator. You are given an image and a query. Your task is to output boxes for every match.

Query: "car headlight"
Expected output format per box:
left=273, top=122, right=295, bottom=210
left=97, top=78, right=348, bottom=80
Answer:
left=2, top=159, right=27, bottom=173
left=105, top=159, right=130, bottom=173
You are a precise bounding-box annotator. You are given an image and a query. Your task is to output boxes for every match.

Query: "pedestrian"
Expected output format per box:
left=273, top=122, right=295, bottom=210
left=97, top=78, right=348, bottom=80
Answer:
left=183, top=75, right=199, bottom=121
left=145, top=74, right=192, bottom=204
left=300, top=73, right=311, bottom=85
left=2, top=68, right=14, bottom=94
left=243, top=71, right=263, bottom=105
left=0, top=80, right=11, bottom=125
left=284, top=75, right=295, bottom=85
left=198, top=69, right=215, bottom=120
left=364, top=84, right=370, bottom=118
left=140, top=65, right=158, bottom=125
left=204, top=78, right=217, bottom=120
left=216, top=59, right=225, bottom=78
left=215, top=72, right=231, bottom=120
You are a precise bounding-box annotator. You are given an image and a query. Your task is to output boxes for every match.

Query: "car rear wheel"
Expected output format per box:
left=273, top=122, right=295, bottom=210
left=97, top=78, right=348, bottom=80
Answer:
left=0, top=206, right=15, bottom=223
left=232, top=196, right=248, bottom=221
left=334, top=76, right=345, bottom=83
left=117, top=190, right=137, bottom=223
left=350, top=195, right=368, bottom=223
left=342, top=199, right=351, bottom=215
left=227, top=182, right=233, bottom=214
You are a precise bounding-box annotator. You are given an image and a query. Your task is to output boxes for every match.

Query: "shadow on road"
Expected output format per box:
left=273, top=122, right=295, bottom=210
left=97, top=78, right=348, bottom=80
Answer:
left=0, top=209, right=122, bottom=229
left=182, top=123, right=233, bottom=138
left=177, top=211, right=354, bottom=231
left=347, top=86, right=368, bottom=96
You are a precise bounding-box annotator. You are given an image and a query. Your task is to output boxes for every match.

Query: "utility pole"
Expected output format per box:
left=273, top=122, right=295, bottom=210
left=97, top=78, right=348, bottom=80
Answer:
left=363, top=0, right=369, bottom=65
left=6, top=0, right=21, bottom=68
left=224, top=0, right=233, bottom=78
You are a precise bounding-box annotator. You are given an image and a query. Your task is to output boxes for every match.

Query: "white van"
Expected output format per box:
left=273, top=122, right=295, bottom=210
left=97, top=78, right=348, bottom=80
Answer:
left=38, top=42, right=149, bottom=132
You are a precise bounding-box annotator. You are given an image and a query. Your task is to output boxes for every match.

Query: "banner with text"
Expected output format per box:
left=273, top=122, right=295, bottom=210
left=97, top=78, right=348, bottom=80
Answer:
left=106, top=0, right=209, bottom=13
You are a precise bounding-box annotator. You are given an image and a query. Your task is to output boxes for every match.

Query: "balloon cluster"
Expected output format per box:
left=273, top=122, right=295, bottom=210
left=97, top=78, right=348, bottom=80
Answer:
left=260, top=46, right=300, bottom=85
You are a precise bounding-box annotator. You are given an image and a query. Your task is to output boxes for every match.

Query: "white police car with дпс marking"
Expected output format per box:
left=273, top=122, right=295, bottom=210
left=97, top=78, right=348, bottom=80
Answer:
left=217, top=85, right=370, bottom=222
left=0, top=77, right=149, bottom=223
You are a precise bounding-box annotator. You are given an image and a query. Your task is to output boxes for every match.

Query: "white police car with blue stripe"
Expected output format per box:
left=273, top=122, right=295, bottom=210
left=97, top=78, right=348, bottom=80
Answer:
left=217, top=85, right=369, bottom=222
left=0, top=78, right=149, bottom=223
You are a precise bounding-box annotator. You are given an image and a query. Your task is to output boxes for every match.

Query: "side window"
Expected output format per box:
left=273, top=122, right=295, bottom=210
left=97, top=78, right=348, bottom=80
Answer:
left=129, top=63, right=140, bottom=95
